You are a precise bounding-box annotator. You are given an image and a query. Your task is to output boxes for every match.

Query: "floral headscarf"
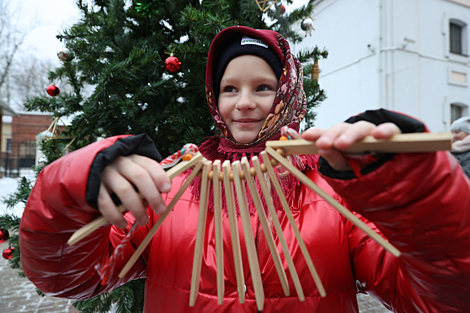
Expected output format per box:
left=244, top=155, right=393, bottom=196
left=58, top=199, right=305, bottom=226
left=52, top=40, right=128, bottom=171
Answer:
left=205, top=26, right=307, bottom=147
left=189, top=26, right=318, bottom=215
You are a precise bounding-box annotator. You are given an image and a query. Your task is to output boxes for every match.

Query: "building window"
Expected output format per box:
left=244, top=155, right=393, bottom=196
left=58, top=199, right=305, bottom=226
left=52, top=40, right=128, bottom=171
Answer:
left=6, top=138, right=11, bottom=152
left=451, top=103, right=464, bottom=124
left=19, top=140, right=36, bottom=157
left=450, top=19, right=468, bottom=56
left=451, top=22, right=463, bottom=54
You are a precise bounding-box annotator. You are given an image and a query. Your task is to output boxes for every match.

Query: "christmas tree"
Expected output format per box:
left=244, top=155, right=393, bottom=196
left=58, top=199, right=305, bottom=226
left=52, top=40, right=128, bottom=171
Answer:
left=1, top=0, right=327, bottom=312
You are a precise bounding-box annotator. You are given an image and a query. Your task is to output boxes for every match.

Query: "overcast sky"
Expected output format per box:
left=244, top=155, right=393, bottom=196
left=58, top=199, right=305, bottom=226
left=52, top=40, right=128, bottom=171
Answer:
left=17, top=0, right=306, bottom=63
left=18, top=0, right=81, bottom=63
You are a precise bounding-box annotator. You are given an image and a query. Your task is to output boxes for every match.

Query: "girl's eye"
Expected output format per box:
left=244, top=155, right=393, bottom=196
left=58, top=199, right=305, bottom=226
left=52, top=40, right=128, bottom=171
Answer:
left=257, top=84, right=273, bottom=92
left=222, top=86, right=236, bottom=93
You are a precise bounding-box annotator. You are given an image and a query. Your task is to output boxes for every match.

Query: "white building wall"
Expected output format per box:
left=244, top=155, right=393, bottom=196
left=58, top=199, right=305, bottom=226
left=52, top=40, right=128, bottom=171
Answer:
left=295, top=0, right=470, bottom=132
left=293, top=0, right=381, bottom=129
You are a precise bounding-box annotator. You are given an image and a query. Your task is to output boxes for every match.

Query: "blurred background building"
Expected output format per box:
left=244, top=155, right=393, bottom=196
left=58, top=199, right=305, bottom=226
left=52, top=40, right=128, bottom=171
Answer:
left=0, top=99, right=18, bottom=178
left=0, top=113, right=60, bottom=178
left=295, top=0, right=470, bottom=132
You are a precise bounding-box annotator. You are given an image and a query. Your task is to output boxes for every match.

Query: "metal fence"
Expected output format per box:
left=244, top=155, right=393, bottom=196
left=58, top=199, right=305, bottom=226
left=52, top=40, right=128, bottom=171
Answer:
left=1, top=140, right=36, bottom=178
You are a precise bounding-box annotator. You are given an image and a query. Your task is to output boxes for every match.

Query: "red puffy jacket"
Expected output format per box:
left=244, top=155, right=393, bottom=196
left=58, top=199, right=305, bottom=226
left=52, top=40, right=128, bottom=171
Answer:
left=20, top=135, right=470, bottom=312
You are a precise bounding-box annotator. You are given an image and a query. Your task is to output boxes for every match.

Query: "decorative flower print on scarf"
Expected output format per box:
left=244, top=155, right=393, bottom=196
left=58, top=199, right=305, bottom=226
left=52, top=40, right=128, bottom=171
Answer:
left=206, top=33, right=307, bottom=146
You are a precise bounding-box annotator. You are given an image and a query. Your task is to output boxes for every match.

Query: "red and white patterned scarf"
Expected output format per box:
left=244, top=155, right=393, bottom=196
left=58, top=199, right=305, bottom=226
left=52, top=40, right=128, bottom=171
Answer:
left=191, top=26, right=318, bottom=214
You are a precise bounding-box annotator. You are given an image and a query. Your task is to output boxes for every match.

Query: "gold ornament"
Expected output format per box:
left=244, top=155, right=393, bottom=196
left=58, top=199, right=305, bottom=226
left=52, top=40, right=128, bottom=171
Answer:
left=254, top=0, right=277, bottom=13
left=312, top=59, right=320, bottom=81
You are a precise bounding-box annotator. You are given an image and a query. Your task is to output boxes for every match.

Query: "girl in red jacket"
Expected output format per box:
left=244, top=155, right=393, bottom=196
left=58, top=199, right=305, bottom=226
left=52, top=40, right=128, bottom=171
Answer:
left=20, top=26, right=470, bottom=312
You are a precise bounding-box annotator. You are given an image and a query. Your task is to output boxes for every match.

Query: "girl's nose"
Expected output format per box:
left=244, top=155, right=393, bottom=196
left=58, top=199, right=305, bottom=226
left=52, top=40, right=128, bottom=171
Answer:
left=235, top=90, right=256, bottom=110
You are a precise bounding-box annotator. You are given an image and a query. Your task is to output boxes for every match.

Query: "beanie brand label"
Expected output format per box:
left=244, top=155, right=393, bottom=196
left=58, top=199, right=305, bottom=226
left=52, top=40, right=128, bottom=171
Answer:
left=241, top=35, right=268, bottom=48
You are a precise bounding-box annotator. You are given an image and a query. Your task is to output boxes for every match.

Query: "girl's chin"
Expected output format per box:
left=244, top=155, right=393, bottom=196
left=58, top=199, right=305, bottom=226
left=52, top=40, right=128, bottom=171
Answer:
left=233, top=134, right=258, bottom=144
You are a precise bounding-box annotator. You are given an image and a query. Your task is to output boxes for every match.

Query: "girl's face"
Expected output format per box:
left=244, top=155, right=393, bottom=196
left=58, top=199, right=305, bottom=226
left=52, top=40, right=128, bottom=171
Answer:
left=218, top=55, right=278, bottom=144
left=452, top=129, right=469, bottom=142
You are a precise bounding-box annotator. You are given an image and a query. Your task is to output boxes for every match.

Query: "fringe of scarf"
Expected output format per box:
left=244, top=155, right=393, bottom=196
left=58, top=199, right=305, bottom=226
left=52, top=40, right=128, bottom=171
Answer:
left=186, top=136, right=319, bottom=216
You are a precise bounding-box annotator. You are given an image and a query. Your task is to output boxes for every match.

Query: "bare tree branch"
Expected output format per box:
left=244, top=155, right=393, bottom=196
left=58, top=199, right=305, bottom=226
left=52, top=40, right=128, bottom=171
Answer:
left=0, top=0, right=28, bottom=89
left=0, top=0, right=44, bottom=110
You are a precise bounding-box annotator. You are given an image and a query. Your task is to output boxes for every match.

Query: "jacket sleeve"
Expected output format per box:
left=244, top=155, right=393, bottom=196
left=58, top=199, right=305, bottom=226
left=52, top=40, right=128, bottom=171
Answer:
left=320, top=110, right=470, bottom=312
left=19, top=134, right=161, bottom=300
left=460, top=158, right=470, bottom=178
left=453, top=151, right=470, bottom=179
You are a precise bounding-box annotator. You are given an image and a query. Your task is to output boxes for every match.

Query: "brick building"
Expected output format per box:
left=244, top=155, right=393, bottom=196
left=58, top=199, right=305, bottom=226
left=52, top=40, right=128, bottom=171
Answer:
left=0, top=100, right=18, bottom=178
left=1, top=113, right=57, bottom=177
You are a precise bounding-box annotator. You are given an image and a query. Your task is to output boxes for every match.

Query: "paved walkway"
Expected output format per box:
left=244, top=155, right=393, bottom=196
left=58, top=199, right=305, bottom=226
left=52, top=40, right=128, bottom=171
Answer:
left=0, top=242, right=78, bottom=313
left=0, top=242, right=389, bottom=313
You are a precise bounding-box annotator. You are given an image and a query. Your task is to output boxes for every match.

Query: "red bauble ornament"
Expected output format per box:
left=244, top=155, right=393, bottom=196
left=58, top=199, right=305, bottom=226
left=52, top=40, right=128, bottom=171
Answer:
left=46, top=85, right=60, bottom=97
left=165, top=56, right=182, bottom=73
left=0, top=228, right=9, bottom=244
left=2, top=247, right=14, bottom=260
left=280, top=5, right=286, bottom=14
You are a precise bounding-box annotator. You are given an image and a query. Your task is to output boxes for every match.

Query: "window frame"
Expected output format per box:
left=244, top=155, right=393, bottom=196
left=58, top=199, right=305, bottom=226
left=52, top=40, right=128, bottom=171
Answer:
left=5, top=138, right=11, bottom=153
left=450, top=22, right=463, bottom=54
left=451, top=103, right=464, bottom=124
left=449, top=19, right=468, bottom=57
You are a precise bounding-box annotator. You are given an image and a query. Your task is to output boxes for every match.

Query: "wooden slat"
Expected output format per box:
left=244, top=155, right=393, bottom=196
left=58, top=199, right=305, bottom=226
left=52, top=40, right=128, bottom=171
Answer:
left=251, top=156, right=305, bottom=301
left=212, top=160, right=225, bottom=305
left=265, top=147, right=401, bottom=259
left=261, top=151, right=327, bottom=298
left=241, top=157, right=290, bottom=297
left=266, top=133, right=452, bottom=155
left=189, top=161, right=212, bottom=306
left=222, top=160, right=245, bottom=304
left=232, top=161, right=265, bottom=311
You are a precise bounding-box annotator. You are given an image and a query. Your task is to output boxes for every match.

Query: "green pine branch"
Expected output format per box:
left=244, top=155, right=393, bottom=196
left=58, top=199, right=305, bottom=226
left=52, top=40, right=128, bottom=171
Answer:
left=3, top=1, right=329, bottom=312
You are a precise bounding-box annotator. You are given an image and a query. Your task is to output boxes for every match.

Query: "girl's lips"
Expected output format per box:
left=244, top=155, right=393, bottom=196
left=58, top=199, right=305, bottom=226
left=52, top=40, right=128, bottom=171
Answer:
left=233, top=119, right=262, bottom=127
left=234, top=118, right=262, bottom=123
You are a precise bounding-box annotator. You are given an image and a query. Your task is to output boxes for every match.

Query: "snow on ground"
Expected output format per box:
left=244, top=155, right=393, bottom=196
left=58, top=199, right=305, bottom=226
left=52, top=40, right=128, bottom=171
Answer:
left=0, top=174, right=36, bottom=217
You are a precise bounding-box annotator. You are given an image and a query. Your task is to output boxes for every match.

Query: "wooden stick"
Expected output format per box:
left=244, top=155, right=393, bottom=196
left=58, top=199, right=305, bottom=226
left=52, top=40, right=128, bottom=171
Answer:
left=165, top=153, right=205, bottom=178
left=265, top=147, right=402, bottom=259
left=212, top=160, right=225, bottom=305
left=222, top=160, right=245, bottom=304
left=261, top=151, right=327, bottom=298
left=266, top=132, right=452, bottom=155
left=189, top=161, right=212, bottom=307
left=118, top=158, right=205, bottom=278
left=251, top=156, right=305, bottom=301
left=185, top=133, right=451, bottom=184
left=232, top=161, right=265, bottom=311
left=67, top=153, right=204, bottom=246
left=67, top=205, right=127, bottom=247
left=240, top=157, right=290, bottom=297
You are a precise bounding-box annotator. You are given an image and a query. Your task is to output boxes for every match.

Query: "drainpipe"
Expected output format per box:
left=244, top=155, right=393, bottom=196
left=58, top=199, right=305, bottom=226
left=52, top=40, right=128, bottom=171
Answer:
left=381, top=0, right=396, bottom=111
left=378, top=0, right=385, bottom=109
